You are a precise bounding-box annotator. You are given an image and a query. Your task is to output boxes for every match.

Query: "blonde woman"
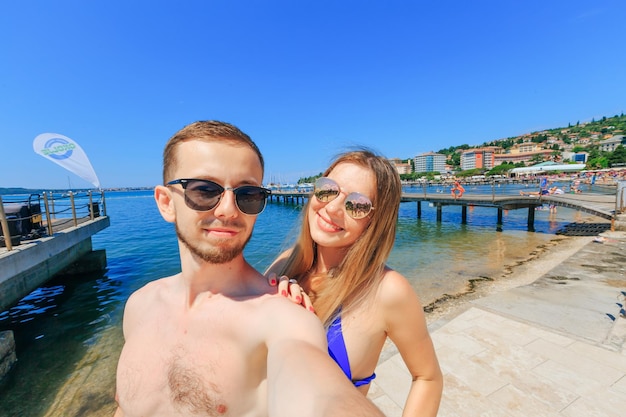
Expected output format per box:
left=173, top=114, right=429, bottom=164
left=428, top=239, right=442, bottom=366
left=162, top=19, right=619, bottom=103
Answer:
left=267, top=149, right=442, bottom=416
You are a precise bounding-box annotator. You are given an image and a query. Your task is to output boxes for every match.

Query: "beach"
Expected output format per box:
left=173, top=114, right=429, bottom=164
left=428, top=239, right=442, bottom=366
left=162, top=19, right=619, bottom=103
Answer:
left=424, top=234, right=595, bottom=325
left=371, top=230, right=626, bottom=416
left=30, top=225, right=624, bottom=417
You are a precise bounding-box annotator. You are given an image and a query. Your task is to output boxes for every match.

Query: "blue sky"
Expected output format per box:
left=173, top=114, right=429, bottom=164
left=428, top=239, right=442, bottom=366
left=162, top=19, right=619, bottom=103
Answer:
left=1, top=0, right=624, bottom=189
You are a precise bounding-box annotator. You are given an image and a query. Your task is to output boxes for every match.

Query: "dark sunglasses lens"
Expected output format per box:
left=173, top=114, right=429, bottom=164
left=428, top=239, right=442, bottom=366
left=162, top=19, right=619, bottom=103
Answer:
left=235, top=186, right=268, bottom=215
left=314, top=178, right=340, bottom=202
left=345, top=193, right=372, bottom=219
left=185, top=180, right=223, bottom=211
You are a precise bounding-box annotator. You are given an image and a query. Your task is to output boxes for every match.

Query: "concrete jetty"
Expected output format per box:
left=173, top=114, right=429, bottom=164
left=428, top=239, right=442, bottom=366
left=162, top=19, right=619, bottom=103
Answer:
left=1, top=191, right=110, bottom=382
left=0, top=216, right=110, bottom=312
left=370, top=231, right=626, bottom=416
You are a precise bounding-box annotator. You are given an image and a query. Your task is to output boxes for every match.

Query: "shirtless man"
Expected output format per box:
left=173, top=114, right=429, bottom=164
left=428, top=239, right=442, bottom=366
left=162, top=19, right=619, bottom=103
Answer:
left=114, top=121, right=383, bottom=417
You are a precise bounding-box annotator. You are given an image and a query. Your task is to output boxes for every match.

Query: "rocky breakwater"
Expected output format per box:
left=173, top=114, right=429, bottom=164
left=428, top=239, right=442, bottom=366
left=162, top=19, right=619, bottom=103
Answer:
left=0, top=331, right=16, bottom=382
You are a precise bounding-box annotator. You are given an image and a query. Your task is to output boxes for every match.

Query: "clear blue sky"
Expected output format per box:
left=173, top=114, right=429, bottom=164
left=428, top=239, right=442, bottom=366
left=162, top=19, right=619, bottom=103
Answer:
left=1, top=0, right=624, bottom=189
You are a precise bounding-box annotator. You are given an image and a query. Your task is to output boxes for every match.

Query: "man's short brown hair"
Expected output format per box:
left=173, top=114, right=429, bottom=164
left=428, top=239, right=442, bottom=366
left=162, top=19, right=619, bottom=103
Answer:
left=162, top=120, right=264, bottom=183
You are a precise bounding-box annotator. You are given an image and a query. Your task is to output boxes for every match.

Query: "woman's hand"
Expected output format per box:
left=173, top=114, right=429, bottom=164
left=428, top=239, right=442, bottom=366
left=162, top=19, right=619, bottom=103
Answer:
left=267, top=273, right=315, bottom=313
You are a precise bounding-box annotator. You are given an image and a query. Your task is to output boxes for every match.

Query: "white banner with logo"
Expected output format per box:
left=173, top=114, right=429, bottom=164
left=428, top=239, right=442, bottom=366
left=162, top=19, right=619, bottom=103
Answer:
left=33, top=133, right=101, bottom=188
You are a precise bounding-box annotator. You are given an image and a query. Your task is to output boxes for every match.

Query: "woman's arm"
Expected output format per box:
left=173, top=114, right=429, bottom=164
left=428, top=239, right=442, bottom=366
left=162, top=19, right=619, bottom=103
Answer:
left=380, top=270, right=443, bottom=417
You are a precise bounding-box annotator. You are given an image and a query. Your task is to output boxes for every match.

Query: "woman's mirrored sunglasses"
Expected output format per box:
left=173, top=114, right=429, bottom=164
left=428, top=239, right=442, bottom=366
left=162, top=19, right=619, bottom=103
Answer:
left=167, top=179, right=271, bottom=215
left=313, top=177, right=374, bottom=220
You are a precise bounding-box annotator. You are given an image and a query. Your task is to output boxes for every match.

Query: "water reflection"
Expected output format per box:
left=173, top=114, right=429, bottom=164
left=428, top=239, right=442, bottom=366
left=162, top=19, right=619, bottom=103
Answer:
left=0, top=269, right=122, bottom=417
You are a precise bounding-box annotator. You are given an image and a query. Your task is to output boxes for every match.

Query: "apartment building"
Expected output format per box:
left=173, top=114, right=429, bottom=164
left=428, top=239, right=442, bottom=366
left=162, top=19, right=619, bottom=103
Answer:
left=414, top=152, right=446, bottom=173
left=389, top=158, right=412, bottom=175
left=460, top=147, right=499, bottom=170
left=599, top=135, right=625, bottom=152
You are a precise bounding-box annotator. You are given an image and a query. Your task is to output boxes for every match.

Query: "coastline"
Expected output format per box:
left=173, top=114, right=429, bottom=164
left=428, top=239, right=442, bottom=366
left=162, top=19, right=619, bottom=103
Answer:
left=372, top=230, right=626, bottom=416
left=424, top=234, right=594, bottom=327
left=377, top=234, right=594, bottom=366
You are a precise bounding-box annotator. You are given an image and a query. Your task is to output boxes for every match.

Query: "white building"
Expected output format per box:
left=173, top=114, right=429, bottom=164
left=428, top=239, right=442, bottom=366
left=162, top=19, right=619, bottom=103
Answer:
left=414, top=152, right=446, bottom=173
left=599, top=135, right=625, bottom=152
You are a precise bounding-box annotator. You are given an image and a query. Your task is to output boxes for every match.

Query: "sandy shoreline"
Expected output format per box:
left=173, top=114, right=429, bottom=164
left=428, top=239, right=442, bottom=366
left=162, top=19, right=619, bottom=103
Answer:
left=377, top=234, right=594, bottom=365
left=38, top=234, right=597, bottom=417
left=424, top=234, right=594, bottom=326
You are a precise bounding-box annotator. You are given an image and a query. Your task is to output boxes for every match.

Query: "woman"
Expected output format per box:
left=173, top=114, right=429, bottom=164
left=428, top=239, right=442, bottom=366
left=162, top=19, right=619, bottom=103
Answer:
left=266, top=149, right=443, bottom=416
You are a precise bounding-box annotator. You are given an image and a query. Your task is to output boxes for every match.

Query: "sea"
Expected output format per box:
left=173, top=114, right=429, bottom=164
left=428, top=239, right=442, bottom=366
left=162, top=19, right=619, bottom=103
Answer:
left=0, top=183, right=607, bottom=416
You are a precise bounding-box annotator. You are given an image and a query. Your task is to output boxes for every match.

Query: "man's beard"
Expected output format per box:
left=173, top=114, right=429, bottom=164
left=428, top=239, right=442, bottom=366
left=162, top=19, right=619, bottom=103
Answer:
left=175, top=221, right=252, bottom=264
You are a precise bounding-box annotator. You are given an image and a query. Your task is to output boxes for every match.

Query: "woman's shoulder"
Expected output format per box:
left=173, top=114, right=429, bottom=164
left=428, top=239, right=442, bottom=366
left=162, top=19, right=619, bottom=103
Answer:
left=264, top=248, right=294, bottom=275
left=377, top=267, right=421, bottom=307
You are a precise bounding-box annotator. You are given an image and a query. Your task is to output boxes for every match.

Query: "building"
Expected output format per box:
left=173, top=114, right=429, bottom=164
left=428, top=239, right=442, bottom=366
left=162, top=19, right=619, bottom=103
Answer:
left=388, top=158, right=412, bottom=175
left=414, top=152, right=446, bottom=173
left=509, top=162, right=586, bottom=177
left=494, top=150, right=554, bottom=166
left=460, top=147, right=499, bottom=170
left=599, top=135, right=625, bottom=152
left=562, top=151, right=589, bottom=163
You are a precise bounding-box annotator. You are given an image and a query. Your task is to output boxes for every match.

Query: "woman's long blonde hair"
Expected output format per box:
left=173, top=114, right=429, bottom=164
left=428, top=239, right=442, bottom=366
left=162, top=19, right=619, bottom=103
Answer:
left=278, top=149, right=402, bottom=327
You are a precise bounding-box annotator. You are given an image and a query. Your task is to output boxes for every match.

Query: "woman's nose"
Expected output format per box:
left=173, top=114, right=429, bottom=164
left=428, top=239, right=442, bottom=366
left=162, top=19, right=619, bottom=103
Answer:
left=324, top=194, right=345, bottom=217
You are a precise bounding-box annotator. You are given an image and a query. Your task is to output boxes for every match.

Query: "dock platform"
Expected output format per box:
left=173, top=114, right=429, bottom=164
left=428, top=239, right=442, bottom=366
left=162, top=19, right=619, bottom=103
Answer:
left=0, top=191, right=110, bottom=312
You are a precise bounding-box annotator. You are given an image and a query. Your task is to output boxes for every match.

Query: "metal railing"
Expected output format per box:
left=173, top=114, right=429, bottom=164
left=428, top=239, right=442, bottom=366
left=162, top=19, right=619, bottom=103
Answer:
left=0, top=190, right=107, bottom=251
left=618, top=181, right=626, bottom=214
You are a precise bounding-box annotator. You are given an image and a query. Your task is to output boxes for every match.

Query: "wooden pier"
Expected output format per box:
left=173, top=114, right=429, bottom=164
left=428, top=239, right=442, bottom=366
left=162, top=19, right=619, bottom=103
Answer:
left=268, top=189, right=619, bottom=232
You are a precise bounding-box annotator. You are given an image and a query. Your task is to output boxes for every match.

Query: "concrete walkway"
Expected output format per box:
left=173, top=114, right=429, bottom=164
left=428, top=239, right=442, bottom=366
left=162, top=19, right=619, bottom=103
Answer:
left=369, top=232, right=626, bottom=416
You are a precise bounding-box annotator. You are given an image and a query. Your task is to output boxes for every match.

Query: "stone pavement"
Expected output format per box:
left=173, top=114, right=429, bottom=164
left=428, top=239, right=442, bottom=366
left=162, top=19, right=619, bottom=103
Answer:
left=368, top=232, right=626, bottom=416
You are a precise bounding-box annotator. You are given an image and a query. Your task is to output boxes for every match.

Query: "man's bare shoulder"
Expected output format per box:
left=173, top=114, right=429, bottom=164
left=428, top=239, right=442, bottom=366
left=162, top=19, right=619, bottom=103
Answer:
left=121, top=275, right=178, bottom=335
left=126, top=275, right=177, bottom=306
left=258, top=295, right=326, bottom=346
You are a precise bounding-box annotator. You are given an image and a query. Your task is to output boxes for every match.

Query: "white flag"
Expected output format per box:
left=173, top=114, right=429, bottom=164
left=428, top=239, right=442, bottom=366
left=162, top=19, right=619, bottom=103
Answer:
left=33, top=133, right=101, bottom=188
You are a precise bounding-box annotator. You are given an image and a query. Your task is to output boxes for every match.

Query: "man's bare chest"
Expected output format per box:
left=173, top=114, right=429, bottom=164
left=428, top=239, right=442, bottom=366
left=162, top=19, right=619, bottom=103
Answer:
left=118, top=307, right=269, bottom=416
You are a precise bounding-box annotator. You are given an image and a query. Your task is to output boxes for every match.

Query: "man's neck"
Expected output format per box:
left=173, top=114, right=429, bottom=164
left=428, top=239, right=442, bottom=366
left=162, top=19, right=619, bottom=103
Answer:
left=178, top=251, right=266, bottom=307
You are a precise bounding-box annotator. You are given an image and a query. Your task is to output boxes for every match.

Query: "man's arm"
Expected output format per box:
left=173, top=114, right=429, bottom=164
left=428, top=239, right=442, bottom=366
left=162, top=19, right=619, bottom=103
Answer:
left=267, top=339, right=383, bottom=417
left=265, top=299, right=383, bottom=417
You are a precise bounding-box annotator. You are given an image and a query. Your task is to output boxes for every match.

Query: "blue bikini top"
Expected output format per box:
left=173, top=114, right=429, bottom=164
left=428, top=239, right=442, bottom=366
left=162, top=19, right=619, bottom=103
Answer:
left=326, top=313, right=376, bottom=387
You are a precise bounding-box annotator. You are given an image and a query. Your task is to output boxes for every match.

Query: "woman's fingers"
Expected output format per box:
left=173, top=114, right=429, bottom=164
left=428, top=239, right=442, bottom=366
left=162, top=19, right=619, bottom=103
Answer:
left=268, top=275, right=314, bottom=312
left=277, top=275, right=291, bottom=298
left=267, top=272, right=278, bottom=286
left=301, top=291, right=315, bottom=313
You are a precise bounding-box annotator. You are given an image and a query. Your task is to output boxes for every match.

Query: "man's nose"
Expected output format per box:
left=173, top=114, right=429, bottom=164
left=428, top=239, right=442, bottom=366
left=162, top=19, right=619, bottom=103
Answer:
left=213, top=190, right=239, bottom=217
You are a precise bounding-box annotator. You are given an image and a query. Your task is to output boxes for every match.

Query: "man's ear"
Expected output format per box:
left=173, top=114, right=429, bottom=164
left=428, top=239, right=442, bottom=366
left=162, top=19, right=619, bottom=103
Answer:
left=154, top=185, right=176, bottom=223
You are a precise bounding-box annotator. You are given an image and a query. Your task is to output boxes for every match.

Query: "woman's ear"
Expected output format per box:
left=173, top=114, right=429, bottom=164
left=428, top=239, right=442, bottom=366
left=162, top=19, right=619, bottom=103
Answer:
left=154, top=185, right=176, bottom=223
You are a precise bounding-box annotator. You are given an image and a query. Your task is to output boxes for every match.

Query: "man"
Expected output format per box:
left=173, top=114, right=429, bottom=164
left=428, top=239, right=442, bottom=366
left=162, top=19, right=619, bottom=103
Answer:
left=114, top=121, right=383, bottom=417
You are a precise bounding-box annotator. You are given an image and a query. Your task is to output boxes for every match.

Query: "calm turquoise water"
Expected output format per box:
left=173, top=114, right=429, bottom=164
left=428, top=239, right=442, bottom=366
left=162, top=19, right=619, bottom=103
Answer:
left=0, top=186, right=597, bottom=416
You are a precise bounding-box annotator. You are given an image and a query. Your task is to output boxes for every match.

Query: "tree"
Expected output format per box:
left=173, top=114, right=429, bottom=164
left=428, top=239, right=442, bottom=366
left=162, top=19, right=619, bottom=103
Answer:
left=298, top=173, right=322, bottom=184
left=587, top=156, right=608, bottom=169
left=487, top=164, right=515, bottom=176
left=608, top=145, right=626, bottom=167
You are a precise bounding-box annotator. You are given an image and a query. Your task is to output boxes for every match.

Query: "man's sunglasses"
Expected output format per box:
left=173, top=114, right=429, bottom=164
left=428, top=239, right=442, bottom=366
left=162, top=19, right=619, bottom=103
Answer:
left=313, top=177, right=374, bottom=220
left=167, top=179, right=271, bottom=215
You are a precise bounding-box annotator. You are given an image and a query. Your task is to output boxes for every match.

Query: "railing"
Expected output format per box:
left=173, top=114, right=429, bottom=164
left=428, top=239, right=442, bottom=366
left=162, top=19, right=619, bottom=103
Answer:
left=0, top=190, right=107, bottom=251
left=618, top=181, right=626, bottom=214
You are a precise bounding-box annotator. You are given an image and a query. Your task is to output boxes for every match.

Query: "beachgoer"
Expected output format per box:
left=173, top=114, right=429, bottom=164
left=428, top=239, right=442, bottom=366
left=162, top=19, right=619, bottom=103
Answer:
left=519, top=188, right=550, bottom=197
left=113, top=122, right=384, bottom=417
left=266, top=149, right=443, bottom=416
left=451, top=180, right=465, bottom=198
